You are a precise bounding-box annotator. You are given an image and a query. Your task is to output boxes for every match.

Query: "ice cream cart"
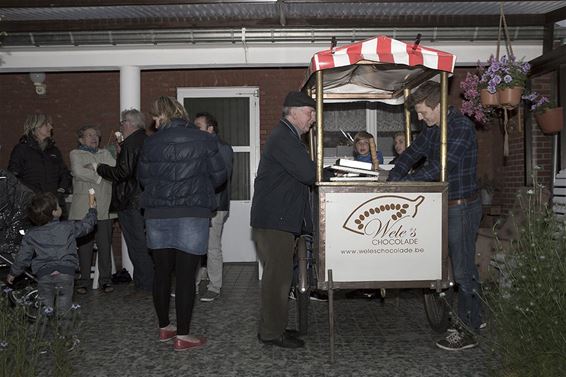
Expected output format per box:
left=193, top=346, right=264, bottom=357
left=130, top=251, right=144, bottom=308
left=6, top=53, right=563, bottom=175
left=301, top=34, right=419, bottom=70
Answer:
left=297, top=35, right=457, bottom=361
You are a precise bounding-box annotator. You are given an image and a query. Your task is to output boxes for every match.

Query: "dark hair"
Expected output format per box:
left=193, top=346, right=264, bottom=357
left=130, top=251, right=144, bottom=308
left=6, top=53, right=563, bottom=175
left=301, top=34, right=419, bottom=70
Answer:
left=194, top=112, right=219, bottom=134
left=406, top=81, right=441, bottom=109
left=27, top=192, right=58, bottom=226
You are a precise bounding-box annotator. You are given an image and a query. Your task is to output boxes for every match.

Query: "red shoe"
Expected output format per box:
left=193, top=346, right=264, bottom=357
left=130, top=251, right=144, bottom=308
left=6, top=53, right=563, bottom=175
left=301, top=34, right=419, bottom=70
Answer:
left=173, top=336, right=207, bottom=351
left=159, top=328, right=176, bottom=342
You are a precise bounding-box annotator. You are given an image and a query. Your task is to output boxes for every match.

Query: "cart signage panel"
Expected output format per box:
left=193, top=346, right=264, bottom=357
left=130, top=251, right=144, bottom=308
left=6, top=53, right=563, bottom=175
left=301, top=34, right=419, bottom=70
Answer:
left=324, top=192, right=442, bottom=282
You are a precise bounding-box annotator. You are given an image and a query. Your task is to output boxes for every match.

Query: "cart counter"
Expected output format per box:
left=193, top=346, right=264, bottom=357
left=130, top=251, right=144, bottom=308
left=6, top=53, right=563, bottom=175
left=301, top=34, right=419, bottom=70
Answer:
left=315, top=181, right=449, bottom=290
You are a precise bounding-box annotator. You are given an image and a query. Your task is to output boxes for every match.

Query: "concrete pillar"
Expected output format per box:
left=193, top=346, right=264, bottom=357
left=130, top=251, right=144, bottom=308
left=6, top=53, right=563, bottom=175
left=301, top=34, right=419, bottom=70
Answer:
left=118, top=66, right=141, bottom=277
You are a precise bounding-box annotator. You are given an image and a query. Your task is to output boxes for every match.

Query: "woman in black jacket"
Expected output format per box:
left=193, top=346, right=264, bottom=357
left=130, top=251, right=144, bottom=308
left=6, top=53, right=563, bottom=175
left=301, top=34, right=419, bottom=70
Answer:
left=138, top=96, right=227, bottom=352
left=8, top=113, right=72, bottom=217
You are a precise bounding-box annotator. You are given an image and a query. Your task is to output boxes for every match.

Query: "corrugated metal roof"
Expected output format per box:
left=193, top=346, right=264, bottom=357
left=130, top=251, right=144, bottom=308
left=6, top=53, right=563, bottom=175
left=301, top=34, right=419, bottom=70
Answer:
left=0, top=2, right=564, bottom=21
left=0, top=1, right=564, bottom=47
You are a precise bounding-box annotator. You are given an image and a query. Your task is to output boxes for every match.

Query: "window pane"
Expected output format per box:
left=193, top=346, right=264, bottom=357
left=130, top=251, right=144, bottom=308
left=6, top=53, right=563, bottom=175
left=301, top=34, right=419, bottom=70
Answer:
left=184, top=97, right=250, bottom=146
left=231, top=152, right=250, bottom=201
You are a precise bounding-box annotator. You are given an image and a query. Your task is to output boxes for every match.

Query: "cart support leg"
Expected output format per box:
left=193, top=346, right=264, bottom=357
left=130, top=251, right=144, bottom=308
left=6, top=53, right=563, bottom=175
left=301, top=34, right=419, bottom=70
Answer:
left=328, top=269, right=335, bottom=364
left=297, top=236, right=308, bottom=293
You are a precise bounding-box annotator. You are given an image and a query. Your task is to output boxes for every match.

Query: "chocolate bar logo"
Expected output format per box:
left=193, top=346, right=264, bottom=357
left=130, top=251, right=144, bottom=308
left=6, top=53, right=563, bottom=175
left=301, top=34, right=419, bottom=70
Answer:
left=343, top=195, right=425, bottom=236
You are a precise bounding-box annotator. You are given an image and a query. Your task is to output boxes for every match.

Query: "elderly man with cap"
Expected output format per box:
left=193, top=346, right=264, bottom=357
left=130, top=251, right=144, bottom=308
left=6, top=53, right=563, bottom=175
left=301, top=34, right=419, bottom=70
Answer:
left=251, top=91, right=316, bottom=348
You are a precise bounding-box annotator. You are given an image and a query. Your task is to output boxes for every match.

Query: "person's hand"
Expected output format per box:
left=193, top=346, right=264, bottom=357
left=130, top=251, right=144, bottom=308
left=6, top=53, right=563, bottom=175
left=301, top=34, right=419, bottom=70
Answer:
left=6, top=274, right=15, bottom=285
left=88, top=188, right=97, bottom=208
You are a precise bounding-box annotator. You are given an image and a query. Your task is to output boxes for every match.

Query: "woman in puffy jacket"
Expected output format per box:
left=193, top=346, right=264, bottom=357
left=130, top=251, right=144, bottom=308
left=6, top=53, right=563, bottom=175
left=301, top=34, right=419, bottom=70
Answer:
left=8, top=113, right=72, bottom=217
left=137, top=96, right=227, bottom=352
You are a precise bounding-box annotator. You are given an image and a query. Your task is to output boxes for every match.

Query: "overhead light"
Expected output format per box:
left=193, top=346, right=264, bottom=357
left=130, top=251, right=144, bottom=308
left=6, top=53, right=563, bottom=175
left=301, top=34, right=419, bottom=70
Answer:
left=29, top=72, right=47, bottom=95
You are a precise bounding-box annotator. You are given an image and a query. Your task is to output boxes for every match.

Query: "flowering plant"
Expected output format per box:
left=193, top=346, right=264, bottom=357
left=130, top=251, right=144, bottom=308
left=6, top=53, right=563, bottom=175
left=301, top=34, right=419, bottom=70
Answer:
left=522, top=91, right=556, bottom=114
left=460, top=71, right=495, bottom=126
left=481, top=168, right=566, bottom=376
left=480, top=55, right=530, bottom=93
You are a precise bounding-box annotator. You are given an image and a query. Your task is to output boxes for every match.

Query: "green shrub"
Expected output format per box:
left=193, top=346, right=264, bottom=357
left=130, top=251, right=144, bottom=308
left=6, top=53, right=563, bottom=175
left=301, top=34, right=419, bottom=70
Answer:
left=482, top=176, right=566, bottom=376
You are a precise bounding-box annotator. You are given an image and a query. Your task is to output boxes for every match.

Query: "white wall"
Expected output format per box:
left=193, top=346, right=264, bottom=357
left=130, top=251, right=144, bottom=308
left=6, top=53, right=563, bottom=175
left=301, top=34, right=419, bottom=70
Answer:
left=0, top=42, right=543, bottom=72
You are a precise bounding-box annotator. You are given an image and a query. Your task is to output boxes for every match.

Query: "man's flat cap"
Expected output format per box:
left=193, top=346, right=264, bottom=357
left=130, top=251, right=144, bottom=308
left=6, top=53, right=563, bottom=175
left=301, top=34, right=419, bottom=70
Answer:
left=283, top=91, right=316, bottom=108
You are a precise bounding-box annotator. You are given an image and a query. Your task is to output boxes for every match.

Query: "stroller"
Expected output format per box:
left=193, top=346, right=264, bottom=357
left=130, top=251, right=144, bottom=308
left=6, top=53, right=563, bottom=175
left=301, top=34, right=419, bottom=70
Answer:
left=0, top=168, right=40, bottom=320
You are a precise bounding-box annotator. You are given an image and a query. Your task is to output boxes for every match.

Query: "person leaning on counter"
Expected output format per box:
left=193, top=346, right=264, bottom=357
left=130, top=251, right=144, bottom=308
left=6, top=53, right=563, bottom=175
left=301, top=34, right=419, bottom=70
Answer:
left=387, top=81, right=483, bottom=352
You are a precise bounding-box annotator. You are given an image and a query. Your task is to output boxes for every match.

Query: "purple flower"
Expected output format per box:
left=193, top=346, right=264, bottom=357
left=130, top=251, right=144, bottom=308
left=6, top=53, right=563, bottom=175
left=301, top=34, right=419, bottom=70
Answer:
left=504, top=75, right=513, bottom=84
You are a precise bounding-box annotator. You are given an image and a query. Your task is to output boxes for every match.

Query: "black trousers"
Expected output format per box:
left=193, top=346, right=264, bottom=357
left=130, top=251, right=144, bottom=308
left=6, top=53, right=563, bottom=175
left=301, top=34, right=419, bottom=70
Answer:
left=152, top=248, right=200, bottom=335
left=118, top=208, right=154, bottom=291
left=77, top=219, right=113, bottom=289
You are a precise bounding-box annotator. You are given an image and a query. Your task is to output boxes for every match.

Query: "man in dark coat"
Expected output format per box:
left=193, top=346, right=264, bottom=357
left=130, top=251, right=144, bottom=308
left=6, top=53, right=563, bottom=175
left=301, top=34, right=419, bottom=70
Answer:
left=251, top=91, right=316, bottom=348
left=96, top=109, right=154, bottom=292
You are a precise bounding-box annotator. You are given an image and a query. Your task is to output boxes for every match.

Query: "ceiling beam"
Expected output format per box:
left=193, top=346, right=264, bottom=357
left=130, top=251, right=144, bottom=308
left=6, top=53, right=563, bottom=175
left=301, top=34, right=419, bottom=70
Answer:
left=0, top=14, right=549, bottom=33
left=545, top=5, right=566, bottom=24
left=529, top=44, right=566, bottom=77
left=0, top=0, right=561, bottom=7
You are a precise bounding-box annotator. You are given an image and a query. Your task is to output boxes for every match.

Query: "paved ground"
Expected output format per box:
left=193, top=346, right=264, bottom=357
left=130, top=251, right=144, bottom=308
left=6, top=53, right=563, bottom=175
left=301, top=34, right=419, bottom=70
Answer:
left=35, top=263, right=492, bottom=377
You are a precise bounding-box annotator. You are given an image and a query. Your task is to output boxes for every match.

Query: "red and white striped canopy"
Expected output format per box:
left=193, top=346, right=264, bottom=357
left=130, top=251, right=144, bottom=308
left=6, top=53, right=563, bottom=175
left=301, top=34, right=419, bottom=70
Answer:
left=308, top=35, right=456, bottom=75
left=301, top=35, right=456, bottom=104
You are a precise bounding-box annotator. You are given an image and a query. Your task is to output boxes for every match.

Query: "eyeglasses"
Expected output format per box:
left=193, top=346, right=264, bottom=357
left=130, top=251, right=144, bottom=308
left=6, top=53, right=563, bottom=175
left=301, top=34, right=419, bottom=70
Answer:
left=120, top=119, right=128, bottom=125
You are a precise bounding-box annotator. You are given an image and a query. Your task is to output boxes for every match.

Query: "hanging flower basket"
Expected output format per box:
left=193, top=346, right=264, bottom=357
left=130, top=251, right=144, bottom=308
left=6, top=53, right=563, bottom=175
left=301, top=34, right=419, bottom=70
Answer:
left=480, top=89, right=499, bottom=107
left=535, top=107, right=564, bottom=134
left=497, top=86, right=524, bottom=109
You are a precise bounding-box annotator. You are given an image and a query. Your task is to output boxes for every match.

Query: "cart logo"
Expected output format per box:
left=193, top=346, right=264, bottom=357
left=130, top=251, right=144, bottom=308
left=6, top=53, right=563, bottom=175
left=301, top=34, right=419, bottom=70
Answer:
left=342, top=195, right=425, bottom=235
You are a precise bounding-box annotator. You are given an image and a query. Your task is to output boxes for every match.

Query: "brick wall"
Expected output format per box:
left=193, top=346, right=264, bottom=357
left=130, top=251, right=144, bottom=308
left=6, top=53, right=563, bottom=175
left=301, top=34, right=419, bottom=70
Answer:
left=0, top=67, right=557, bottom=244
left=497, top=73, right=555, bottom=212
left=0, top=68, right=306, bottom=167
left=0, top=67, right=306, bottom=265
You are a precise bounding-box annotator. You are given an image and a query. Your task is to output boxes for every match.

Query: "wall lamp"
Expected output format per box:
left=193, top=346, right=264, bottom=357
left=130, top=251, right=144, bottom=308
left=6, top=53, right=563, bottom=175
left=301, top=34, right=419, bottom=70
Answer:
left=29, top=72, right=47, bottom=95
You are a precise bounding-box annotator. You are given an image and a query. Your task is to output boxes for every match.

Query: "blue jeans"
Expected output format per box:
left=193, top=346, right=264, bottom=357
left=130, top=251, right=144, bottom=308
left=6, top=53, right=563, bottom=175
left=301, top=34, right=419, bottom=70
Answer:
left=448, top=197, right=482, bottom=332
left=37, top=272, right=74, bottom=316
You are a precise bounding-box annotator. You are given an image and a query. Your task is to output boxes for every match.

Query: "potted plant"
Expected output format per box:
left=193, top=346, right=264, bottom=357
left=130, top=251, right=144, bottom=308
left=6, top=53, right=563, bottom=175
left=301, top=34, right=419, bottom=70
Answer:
left=475, top=60, right=499, bottom=107
left=460, top=71, right=496, bottom=127
left=481, top=55, right=530, bottom=108
left=523, top=91, right=564, bottom=134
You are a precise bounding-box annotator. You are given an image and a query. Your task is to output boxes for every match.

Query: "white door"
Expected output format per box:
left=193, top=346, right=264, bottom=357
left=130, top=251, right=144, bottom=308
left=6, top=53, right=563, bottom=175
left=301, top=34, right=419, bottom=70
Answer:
left=177, top=87, right=260, bottom=262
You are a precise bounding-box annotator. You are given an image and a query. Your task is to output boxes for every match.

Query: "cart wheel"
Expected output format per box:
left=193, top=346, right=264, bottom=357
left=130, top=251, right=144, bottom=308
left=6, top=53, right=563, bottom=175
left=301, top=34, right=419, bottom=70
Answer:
left=297, top=289, right=310, bottom=335
left=423, top=287, right=453, bottom=333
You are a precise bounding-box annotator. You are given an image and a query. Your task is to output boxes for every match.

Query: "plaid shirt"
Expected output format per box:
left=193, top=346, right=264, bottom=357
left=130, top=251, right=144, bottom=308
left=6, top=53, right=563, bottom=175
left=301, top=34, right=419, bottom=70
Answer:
left=388, top=107, right=478, bottom=200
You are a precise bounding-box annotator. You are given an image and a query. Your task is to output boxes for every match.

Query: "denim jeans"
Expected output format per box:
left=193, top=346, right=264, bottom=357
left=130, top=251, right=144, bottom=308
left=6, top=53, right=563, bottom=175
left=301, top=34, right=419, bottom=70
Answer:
left=37, top=272, right=74, bottom=316
left=448, top=197, right=483, bottom=332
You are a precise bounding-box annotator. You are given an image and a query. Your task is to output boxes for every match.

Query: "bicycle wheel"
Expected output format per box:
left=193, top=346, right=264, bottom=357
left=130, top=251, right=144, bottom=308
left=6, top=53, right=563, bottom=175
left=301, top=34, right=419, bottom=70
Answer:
left=9, top=286, right=40, bottom=321
left=423, top=287, right=453, bottom=333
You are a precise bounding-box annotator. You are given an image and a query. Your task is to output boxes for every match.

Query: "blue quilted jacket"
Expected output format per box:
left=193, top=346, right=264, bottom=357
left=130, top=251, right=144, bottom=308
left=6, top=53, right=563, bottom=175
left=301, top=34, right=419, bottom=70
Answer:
left=138, top=118, right=227, bottom=219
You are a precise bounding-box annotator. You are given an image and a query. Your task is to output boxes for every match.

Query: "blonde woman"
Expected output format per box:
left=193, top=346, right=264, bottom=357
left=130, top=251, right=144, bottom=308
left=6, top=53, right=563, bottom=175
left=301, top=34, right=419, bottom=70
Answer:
left=138, top=96, right=227, bottom=351
left=8, top=113, right=72, bottom=215
left=69, top=125, right=116, bottom=294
